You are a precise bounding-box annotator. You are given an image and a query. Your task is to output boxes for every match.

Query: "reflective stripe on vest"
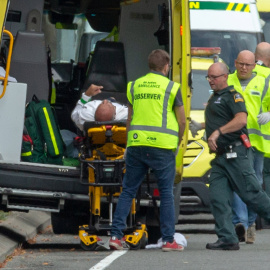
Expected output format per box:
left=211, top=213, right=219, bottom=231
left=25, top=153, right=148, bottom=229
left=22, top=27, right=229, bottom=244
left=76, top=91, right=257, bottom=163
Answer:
left=259, top=74, right=270, bottom=114
left=129, top=80, right=178, bottom=137
left=248, top=128, right=270, bottom=140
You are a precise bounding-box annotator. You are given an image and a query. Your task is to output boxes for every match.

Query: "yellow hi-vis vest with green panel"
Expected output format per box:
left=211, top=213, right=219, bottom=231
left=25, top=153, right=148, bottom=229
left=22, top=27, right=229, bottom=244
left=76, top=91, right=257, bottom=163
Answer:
left=228, top=72, right=270, bottom=154
left=127, top=72, right=180, bottom=150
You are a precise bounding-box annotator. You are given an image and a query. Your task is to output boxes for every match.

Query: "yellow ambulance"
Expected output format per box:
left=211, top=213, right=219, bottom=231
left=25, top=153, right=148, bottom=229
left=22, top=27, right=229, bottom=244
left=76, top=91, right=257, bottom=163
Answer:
left=0, top=0, right=191, bottom=240
left=189, top=0, right=264, bottom=72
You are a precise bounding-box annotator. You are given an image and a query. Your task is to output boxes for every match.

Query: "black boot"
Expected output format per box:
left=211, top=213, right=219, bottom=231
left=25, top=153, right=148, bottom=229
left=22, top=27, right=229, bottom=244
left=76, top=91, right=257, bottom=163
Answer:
left=206, top=240, right=239, bottom=250
left=235, top=223, right=246, bottom=242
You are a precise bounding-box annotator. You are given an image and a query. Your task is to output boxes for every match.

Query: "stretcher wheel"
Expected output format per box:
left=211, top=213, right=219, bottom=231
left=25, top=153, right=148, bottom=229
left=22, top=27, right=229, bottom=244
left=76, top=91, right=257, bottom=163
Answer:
left=140, top=232, right=148, bottom=249
left=80, top=240, right=97, bottom=251
left=128, top=241, right=141, bottom=250
left=128, top=232, right=148, bottom=250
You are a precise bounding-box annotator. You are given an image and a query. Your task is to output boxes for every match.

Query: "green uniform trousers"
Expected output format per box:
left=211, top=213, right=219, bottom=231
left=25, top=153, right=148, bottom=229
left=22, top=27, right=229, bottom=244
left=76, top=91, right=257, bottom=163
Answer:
left=209, top=144, right=270, bottom=243
left=263, top=157, right=270, bottom=197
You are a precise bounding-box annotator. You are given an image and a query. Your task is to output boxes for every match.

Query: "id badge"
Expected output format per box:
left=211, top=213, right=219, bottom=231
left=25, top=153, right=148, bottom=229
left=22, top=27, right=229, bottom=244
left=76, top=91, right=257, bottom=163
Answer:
left=226, top=152, right=237, bottom=159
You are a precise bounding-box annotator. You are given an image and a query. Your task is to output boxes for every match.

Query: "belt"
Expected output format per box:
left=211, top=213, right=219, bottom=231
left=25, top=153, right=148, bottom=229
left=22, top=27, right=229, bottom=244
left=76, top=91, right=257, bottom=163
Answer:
left=225, top=140, right=242, bottom=150
left=216, top=140, right=243, bottom=155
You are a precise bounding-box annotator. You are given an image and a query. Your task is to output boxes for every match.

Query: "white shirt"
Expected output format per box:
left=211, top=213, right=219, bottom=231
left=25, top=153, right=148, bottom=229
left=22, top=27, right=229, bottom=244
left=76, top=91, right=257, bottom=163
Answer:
left=71, top=92, right=128, bottom=131
left=0, top=67, right=17, bottom=82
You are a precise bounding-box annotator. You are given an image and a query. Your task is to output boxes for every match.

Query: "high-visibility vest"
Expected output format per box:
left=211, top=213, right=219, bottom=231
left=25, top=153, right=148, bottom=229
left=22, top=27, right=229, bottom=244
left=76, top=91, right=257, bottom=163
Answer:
left=254, top=64, right=270, bottom=79
left=253, top=65, right=270, bottom=156
left=228, top=72, right=270, bottom=154
left=127, top=72, right=180, bottom=149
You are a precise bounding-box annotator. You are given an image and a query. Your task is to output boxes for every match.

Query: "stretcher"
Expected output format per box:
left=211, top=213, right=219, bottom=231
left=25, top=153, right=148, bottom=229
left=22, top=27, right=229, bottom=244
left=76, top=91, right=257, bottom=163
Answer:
left=77, top=120, right=148, bottom=250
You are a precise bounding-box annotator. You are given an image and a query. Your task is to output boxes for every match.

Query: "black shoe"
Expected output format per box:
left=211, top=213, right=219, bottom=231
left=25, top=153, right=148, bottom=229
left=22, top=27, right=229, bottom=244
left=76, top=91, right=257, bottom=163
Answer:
left=235, top=223, right=246, bottom=242
left=206, top=240, right=240, bottom=250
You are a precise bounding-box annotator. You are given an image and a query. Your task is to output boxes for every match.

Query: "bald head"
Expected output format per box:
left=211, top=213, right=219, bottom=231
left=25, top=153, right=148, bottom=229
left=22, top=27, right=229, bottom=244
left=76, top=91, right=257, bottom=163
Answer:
left=235, top=50, right=256, bottom=80
left=255, top=42, right=270, bottom=67
left=95, top=100, right=116, bottom=122
left=237, top=50, right=255, bottom=63
left=207, top=62, right=229, bottom=92
left=210, top=62, right=229, bottom=74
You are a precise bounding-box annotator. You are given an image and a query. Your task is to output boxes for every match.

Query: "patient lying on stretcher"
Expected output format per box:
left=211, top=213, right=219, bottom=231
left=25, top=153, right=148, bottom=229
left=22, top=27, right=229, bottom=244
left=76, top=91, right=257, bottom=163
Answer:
left=71, top=84, right=128, bottom=131
left=63, top=84, right=128, bottom=159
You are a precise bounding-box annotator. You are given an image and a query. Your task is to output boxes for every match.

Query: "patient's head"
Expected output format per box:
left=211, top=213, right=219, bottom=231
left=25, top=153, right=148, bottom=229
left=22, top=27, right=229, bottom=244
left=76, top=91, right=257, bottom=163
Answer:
left=95, top=100, right=116, bottom=122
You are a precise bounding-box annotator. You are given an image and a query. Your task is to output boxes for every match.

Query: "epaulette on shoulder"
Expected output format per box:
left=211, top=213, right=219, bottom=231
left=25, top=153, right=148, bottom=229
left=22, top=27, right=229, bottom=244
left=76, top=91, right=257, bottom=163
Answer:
left=230, top=88, right=236, bottom=93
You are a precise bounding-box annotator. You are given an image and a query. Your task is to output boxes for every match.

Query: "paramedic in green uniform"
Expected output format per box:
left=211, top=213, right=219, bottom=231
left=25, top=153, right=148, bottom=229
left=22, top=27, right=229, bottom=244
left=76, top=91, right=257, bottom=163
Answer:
left=109, top=49, right=186, bottom=251
left=203, top=62, right=270, bottom=250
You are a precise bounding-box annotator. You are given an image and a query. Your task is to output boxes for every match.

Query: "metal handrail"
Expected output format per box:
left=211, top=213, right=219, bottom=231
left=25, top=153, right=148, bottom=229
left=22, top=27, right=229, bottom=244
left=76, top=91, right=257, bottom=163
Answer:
left=0, top=29, right=13, bottom=99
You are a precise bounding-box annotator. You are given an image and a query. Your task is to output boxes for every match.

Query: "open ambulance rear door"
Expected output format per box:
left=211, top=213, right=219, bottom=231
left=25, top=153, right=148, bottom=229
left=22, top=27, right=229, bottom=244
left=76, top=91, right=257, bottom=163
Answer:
left=0, top=0, right=28, bottom=164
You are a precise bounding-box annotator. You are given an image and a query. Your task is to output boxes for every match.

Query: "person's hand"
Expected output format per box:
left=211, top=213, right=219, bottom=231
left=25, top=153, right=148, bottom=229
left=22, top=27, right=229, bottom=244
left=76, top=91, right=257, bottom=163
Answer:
left=85, top=84, right=103, bottom=97
left=257, top=112, right=270, bottom=125
left=123, top=149, right=127, bottom=159
left=207, top=130, right=220, bottom=152
left=189, top=120, right=203, bottom=138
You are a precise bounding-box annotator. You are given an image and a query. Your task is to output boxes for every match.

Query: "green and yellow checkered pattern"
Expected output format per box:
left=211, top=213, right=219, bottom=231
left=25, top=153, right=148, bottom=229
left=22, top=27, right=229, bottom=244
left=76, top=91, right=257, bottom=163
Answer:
left=189, top=1, right=250, bottom=12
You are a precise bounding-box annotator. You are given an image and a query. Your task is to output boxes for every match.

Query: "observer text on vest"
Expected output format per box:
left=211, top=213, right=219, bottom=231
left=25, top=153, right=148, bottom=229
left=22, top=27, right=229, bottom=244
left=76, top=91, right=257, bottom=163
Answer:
left=134, top=93, right=161, bottom=100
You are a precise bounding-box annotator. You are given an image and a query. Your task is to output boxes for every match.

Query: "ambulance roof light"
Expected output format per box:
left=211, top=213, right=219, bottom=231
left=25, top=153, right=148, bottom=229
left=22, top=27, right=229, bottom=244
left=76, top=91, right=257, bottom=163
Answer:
left=191, top=47, right=221, bottom=56
left=120, top=0, right=141, bottom=5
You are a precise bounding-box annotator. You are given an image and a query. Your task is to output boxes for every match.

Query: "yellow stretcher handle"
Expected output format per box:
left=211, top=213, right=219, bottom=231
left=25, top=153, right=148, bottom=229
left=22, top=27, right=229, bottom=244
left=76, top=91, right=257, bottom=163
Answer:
left=0, top=29, right=14, bottom=99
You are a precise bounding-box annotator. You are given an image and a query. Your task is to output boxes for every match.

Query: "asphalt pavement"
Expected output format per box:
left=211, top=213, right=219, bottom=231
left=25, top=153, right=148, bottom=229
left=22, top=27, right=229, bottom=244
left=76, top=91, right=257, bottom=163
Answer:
left=0, top=212, right=217, bottom=264
left=1, top=211, right=270, bottom=269
left=0, top=211, right=51, bottom=263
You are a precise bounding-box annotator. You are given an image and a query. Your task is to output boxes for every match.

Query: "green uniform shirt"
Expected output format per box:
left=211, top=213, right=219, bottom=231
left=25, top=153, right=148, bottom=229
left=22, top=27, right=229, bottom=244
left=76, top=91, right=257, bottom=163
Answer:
left=205, top=85, right=248, bottom=150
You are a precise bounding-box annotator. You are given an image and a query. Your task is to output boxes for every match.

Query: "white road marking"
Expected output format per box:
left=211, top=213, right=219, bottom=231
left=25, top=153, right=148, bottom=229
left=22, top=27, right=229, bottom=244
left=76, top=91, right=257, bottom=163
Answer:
left=89, top=250, right=128, bottom=270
